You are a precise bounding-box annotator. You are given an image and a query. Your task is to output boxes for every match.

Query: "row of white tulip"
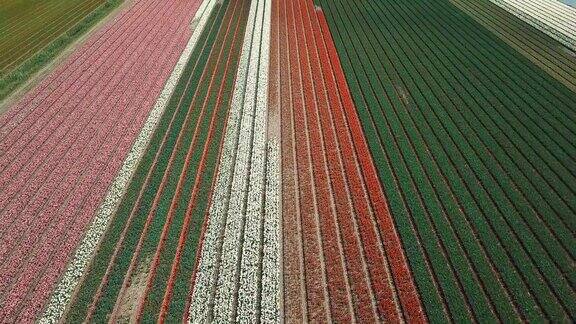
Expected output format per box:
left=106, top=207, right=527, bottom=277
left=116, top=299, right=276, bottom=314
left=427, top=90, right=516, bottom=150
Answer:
left=38, top=0, right=217, bottom=322
left=260, top=0, right=280, bottom=319
left=211, top=0, right=264, bottom=316
left=236, top=0, right=276, bottom=320
left=261, top=136, right=281, bottom=324
left=489, top=0, right=576, bottom=51
left=188, top=0, right=280, bottom=321
left=186, top=0, right=257, bottom=318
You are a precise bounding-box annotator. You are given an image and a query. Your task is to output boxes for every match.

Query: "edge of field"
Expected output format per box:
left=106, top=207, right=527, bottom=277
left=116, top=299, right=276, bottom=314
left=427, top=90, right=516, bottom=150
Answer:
left=0, top=0, right=129, bottom=113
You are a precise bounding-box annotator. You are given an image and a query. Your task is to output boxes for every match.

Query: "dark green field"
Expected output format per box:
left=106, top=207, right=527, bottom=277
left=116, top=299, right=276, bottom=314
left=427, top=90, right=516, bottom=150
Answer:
left=317, top=0, right=576, bottom=321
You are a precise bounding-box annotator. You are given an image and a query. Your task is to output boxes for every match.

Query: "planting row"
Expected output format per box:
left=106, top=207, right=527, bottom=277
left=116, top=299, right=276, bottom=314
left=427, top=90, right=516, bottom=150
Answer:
left=317, top=0, right=576, bottom=321
left=488, top=0, right=576, bottom=50
left=60, top=0, right=249, bottom=321
left=0, top=0, right=201, bottom=321
left=187, top=0, right=282, bottom=320
left=273, top=0, right=425, bottom=322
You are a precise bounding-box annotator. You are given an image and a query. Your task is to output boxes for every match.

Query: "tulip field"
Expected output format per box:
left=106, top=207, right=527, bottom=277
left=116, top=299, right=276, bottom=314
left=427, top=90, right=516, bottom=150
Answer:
left=0, top=0, right=574, bottom=322
left=317, top=0, right=576, bottom=321
left=452, top=0, right=576, bottom=92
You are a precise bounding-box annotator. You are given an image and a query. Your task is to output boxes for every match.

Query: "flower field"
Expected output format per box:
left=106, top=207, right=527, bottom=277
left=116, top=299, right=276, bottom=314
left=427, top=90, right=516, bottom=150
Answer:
left=0, top=0, right=123, bottom=102
left=0, top=0, right=574, bottom=322
left=317, top=0, right=576, bottom=321
left=188, top=0, right=281, bottom=321
left=0, top=0, right=201, bottom=320
left=451, top=0, right=576, bottom=93
left=273, top=0, right=424, bottom=321
left=61, top=0, right=249, bottom=321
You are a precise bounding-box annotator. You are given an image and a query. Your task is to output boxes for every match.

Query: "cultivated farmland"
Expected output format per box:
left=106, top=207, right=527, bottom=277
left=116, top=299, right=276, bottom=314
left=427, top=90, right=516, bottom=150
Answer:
left=318, top=0, right=576, bottom=321
left=0, top=0, right=121, bottom=101
left=274, top=0, right=423, bottom=321
left=0, top=0, right=574, bottom=322
left=488, top=0, right=576, bottom=50
left=189, top=0, right=282, bottom=320
left=452, top=0, right=576, bottom=92
left=0, top=0, right=105, bottom=72
left=63, top=0, right=251, bottom=321
left=0, top=0, right=201, bottom=321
